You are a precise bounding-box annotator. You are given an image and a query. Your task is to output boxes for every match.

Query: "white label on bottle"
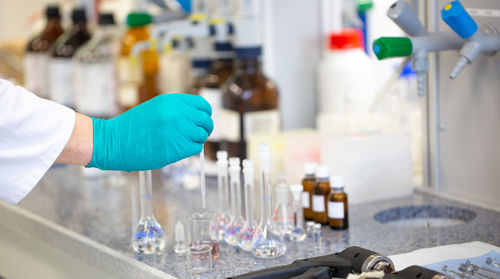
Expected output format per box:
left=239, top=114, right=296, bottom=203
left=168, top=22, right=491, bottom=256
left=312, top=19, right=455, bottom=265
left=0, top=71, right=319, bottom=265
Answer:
left=312, top=195, right=325, bottom=213
left=24, top=53, right=49, bottom=98
left=328, top=202, right=345, bottom=219
left=220, top=109, right=240, bottom=142
left=302, top=191, right=310, bottom=208
left=199, top=87, right=222, bottom=141
left=117, top=57, right=141, bottom=107
left=243, top=109, right=280, bottom=140
left=75, top=62, right=117, bottom=116
left=48, top=58, right=75, bottom=107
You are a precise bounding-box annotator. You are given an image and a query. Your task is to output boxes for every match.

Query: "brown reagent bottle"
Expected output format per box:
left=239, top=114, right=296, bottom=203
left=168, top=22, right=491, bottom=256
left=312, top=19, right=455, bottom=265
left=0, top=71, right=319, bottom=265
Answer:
left=312, top=166, right=330, bottom=225
left=328, top=176, right=348, bottom=230
left=302, top=163, right=317, bottom=221
left=221, top=47, right=280, bottom=159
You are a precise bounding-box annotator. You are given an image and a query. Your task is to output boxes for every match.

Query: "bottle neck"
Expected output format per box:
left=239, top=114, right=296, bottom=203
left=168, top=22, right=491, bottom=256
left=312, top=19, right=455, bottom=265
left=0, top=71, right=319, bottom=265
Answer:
left=72, top=21, right=88, bottom=32
left=46, top=18, right=62, bottom=30
left=331, top=187, right=344, bottom=193
left=235, top=56, right=261, bottom=75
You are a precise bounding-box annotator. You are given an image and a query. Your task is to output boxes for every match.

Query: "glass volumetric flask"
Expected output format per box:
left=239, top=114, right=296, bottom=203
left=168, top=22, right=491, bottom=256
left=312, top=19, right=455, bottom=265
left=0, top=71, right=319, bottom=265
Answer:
left=238, top=159, right=258, bottom=251
left=210, top=151, right=231, bottom=241
left=273, top=178, right=293, bottom=239
left=289, top=184, right=307, bottom=241
left=132, top=170, right=166, bottom=254
left=251, top=143, right=286, bottom=258
left=188, top=212, right=220, bottom=259
left=224, top=157, right=245, bottom=246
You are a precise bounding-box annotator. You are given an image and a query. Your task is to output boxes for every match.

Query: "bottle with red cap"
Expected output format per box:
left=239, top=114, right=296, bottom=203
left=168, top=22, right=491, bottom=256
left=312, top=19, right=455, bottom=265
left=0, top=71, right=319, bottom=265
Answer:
left=317, top=29, right=375, bottom=134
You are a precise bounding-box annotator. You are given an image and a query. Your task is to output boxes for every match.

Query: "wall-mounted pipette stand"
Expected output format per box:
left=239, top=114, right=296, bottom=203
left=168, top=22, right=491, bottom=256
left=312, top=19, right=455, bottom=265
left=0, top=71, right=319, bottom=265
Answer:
left=372, top=0, right=465, bottom=97
left=441, top=0, right=500, bottom=79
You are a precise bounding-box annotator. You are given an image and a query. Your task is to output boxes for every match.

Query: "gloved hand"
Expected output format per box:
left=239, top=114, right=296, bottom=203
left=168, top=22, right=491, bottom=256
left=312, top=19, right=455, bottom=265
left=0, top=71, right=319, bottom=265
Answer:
left=87, top=94, right=213, bottom=171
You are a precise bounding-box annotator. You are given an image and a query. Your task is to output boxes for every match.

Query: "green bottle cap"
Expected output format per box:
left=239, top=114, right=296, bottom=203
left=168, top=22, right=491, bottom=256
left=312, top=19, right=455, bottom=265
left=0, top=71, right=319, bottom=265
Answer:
left=126, top=12, right=152, bottom=27
left=358, top=0, right=374, bottom=12
left=372, top=37, right=413, bottom=60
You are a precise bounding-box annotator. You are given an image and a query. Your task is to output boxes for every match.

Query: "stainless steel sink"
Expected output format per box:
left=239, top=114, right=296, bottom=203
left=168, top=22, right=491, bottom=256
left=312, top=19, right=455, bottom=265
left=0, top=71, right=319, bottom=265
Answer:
left=374, top=205, right=476, bottom=228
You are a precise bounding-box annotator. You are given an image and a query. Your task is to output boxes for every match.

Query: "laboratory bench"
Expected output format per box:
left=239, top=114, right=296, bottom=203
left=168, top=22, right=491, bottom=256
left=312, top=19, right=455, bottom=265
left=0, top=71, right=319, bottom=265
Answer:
left=0, top=165, right=499, bottom=278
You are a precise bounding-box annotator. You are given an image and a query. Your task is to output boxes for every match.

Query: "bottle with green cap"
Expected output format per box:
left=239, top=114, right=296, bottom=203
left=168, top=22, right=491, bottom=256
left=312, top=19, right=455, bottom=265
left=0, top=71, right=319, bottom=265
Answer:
left=372, top=37, right=413, bottom=60
left=118, top=12, right=159, bottom=112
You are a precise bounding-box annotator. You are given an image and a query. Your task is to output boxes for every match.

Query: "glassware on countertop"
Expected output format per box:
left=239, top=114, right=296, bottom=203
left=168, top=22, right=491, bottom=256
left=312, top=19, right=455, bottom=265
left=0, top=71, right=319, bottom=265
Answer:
left=302, top=163, right=317, bottom=221
left=328, top=176, right=349, bottom=230
left=238, top=159, right=258, bottom=251
left=132, top=170, right=166, bottom=254
left=210, top=151, right=231, bottom=241
left=289, top=184, right=307, bottom=241
left=224, top=157, right=245, bottom=246
left=175, top=220, right=187, bottom=255
left=273, top=176, right=293, bottom=239
left=186, top=244, right=213, bottom=275
left=251, top=143, right=286, bottom=258
left=313, top=166, right=330, bottom=224
left=188, top=212, right=220, bottom=259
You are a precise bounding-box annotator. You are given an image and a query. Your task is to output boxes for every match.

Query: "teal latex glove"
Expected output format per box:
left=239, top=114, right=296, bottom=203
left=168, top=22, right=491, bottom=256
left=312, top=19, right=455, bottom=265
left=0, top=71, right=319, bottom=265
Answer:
left=87, top=94, right=213, bottom=171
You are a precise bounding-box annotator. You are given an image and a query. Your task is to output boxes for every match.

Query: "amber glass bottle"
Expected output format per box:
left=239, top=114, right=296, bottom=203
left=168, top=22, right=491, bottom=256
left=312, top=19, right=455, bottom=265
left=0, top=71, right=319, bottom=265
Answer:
left=199, top=42, right=234, bottom=160
left=221, top=47, right=280, bottom=158
left=118, top=12, right=159, bottom=111
left=312, top=166, right=330, bottom=224
left=24, top=4, right=64, bottom=98
left=49, top=7, right=91, bottom=107
left=328, top=176, right=348, bottom=230
left=302, top=163, right=317, bottom=221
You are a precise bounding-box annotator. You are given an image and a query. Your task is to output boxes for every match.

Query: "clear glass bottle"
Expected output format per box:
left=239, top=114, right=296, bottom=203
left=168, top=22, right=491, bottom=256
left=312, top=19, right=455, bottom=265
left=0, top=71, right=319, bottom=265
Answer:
left=251, top=143, right=286, bottom=258
left=289, top=184, right=306, bottom=241
left=273, top=177, right=293, bottom=239
left=74, top=13, right=118, bottom=118
left=132, top=171, right=166, bottom=254
left=118, top=12, right=159, bottom=112
left=305, top=221, right=315, bottom=241
left=328, top=176, right=349, bottom=230
left=302, top=163, right=317, bottom=220
left=312, top=166, right=330, bottom=224
left=24, top=4, right=64, bottom=98
left=210, top=151, right=231, bottom=241
left=238, top=159, right=257, bottom=251
left=48, top=7, right=91, bottom=107
left=224, top=157, right=244, bottom=246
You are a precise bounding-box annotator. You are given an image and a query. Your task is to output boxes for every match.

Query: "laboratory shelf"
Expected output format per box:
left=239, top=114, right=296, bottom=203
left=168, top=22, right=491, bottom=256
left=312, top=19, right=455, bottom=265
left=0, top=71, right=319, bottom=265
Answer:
left=0, top=165, right=499, bottom=278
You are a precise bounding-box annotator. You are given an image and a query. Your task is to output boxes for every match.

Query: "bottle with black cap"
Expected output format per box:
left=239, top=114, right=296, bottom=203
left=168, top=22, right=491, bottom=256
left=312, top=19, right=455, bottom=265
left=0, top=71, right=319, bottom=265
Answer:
left=74, top=13, right=118, bottom=119
left=24, top=4, right=64, bottom=98
left=48, top=7, right=91, bottom=108
left=221, top=0, right=280, bottom=159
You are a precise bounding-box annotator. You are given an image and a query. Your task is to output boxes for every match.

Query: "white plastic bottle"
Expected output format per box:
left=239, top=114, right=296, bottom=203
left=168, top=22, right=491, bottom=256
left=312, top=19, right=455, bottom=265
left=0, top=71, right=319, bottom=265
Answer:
left=317, top=29, right=376, bottom=134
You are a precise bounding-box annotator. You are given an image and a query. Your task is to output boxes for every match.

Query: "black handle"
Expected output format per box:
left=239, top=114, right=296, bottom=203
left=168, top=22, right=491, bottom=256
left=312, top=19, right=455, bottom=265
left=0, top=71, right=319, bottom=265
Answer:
left=228, top=254, right=352, bottom=279
left=289, top=267, right=331, bottom=279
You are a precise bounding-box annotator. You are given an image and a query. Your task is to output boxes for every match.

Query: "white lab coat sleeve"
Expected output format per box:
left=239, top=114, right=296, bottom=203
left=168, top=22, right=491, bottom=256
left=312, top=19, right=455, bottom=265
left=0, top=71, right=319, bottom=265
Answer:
left=0, top=79, right=75, bottom=204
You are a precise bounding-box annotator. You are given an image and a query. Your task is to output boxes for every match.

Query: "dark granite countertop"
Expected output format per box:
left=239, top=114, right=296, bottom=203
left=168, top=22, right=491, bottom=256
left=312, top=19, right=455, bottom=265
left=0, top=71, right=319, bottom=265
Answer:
left=2, top=165, right=499, bottom=278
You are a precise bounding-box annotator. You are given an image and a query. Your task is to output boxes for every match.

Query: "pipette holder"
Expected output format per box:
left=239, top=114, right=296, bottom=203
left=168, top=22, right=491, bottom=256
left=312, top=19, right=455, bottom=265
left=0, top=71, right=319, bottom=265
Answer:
left=441, top=0, right=500, bottom=79
left=372, top=0, right=465, bottom=97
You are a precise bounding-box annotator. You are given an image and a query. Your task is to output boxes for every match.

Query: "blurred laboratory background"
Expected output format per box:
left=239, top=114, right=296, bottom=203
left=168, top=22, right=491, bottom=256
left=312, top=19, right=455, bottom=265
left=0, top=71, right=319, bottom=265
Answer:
left=0, top=0, right=499, bottom=278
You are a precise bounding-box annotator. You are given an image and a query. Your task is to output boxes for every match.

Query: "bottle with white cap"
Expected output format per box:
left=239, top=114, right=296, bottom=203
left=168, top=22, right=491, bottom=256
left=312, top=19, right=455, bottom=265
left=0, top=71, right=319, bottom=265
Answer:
left=327, top=176, right=348, bottom=230
left=302, top=163, right=318, bottom=221
left=312, top=166, right=330, bottom=224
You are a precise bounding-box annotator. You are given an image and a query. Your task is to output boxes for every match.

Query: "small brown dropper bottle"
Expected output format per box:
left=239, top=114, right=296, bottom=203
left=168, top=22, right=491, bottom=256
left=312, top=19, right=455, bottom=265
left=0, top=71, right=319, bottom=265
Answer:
left=327, top=176, right=348, bottom=230
left=302, top=163, right=317, bottom=221
left=312, top=166, right=330, bottom=224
